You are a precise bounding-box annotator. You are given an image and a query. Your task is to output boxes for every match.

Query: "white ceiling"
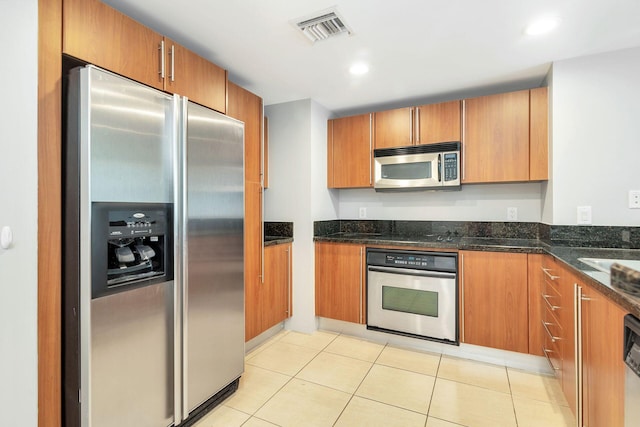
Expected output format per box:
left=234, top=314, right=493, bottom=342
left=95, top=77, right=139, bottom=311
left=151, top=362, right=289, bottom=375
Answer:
left=103, top=0, right=640, bottom=115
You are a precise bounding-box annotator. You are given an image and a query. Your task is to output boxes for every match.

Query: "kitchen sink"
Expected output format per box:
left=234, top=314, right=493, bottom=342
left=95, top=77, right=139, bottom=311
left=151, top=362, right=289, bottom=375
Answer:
left=578, top=257, right=640, bottom=274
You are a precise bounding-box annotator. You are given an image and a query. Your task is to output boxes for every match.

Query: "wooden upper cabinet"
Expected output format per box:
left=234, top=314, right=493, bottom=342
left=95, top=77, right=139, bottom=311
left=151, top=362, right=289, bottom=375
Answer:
left=374, top=101, right=461, bottom=149
left=461, top=250, right=529, bottom=353
left=165, top=38, right=226, bottom=113
left=374, top=107, right=413, bottom=149
left=416, top=100, right=461, bottom=144
left=63, top=0, right=165, bottom=91
left=328, top=113, right=372, bottom=188
left=63, top=0, right=227, bottom=112
left=227, top=82, right=263, bottom=184
left=462, top=90, right=530, bottom=183
left=529, top=87, right=549, bottom=181
left=263, top=117, right=269, bottom=189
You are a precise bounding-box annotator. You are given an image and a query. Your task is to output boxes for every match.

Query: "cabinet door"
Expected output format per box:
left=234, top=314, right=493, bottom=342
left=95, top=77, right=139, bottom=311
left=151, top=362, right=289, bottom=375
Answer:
left=374, top=107, right=413, bottom=149
left=63, top=0, right=164, bottom=91
left=264, top=117, right=269, bottom=189
left=582, top=283, right=625, bottom=427
left=416, top=101, right=461, bottom=144
left=315, top=242, right=365, bottom=324
left=462, top=90, right=530, bottom=183
left=165, top=38, right=227, bottom=113
left=227, top=82, right=263, bottom=184
left=244, top=181, right=263, bottom=342
left=529, top=87, right=549, bottom=181
left=528, top=254, right=545, bottom=357
left=560, top=268, right=577, bottom=416
left=263, top=243, right=291, bottom=330
left=461, top=251, right=529, bottom=353
left=328, top=114, right=372, bottom=188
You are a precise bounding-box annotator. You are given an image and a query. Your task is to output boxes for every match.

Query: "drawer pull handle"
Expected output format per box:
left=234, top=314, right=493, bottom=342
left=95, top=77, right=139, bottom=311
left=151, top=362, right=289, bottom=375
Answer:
left=542, top=321, right=561, bottom=342
left=542, top=347, right=561, bottom=371
left=541, top=267, right=560, bottom=281
left=542, top=294, right=560, bottom=311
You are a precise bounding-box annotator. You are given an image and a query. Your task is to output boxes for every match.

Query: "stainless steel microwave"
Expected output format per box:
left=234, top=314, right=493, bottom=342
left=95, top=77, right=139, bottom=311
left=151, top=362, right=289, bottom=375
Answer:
left=373, top=141, right=461, bottom=191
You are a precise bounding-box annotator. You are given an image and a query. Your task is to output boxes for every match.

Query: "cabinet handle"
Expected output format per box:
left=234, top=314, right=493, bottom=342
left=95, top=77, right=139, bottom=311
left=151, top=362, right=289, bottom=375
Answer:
left=541, top=267, right=559, bottom=281
left=542, top=293, right=560, bottom=311
left=159, top=40, right=166, bottom=79
left=169, top=44, right=175, bottom=82
left=542, top=321, right=561, bottom=342
left=409, top=108, right=414, bottom=144
left=260, top=185, right=264, bottom=284
left=575, top=284, right=584, bottom=427
left=415, top=107, right=421, bottom=143
left=542, top=347, right=561, bottom=371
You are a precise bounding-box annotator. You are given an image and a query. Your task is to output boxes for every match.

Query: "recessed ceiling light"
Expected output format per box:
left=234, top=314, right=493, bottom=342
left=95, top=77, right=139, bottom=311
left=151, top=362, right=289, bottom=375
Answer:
left=349, top=63, right=369, bottom=75
left=525, top=17, right=560, bottom=36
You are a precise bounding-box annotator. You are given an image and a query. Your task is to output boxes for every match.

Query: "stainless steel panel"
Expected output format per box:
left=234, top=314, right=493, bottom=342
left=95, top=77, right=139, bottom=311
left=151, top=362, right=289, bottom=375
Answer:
left=85, top=66, right=175, bottom=203
left=90, top=282, right=174, bottom=427
left=184, top=102, right=245, bottom=413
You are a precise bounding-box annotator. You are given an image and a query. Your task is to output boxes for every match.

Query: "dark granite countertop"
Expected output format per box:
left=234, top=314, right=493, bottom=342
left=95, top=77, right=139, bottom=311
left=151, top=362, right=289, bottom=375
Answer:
left=314, top=231, right=640, bottom=318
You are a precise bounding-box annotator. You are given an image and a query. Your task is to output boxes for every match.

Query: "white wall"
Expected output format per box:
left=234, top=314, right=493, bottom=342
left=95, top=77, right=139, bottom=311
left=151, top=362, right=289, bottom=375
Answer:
left=549, top=47, right=640, bottom=226
left=0, top=0, right=39, bottom=424
left=338, top=183, right=543, bottom=222
left=264, top=99, right=338, bottom=333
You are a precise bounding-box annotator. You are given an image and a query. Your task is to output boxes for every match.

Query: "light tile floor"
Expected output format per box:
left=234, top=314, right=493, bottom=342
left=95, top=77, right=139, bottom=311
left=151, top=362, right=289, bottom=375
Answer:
left=195, top=330, right=575, bottom=427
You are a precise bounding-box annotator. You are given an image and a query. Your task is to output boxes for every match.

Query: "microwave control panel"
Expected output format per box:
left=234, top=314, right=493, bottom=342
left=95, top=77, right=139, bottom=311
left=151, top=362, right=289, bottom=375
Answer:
left=443, top=153, right=458, bottom=182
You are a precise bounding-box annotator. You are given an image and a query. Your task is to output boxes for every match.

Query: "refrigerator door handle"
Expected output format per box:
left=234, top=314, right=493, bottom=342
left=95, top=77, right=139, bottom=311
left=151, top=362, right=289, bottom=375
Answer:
left=180, top=96, right=190, bottom=421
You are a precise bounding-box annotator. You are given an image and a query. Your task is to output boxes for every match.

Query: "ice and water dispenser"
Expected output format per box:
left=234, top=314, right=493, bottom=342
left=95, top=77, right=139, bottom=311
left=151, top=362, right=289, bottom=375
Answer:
left=91, top=202, right=173, bottom=298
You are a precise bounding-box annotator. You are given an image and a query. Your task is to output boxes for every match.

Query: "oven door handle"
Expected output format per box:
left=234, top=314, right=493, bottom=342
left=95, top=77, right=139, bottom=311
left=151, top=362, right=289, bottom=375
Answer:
left=368, top=266, right=456, bottom=279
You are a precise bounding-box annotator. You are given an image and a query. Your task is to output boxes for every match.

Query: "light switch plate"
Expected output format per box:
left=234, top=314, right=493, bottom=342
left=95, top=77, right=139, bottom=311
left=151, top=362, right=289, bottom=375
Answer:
left=507, top=207, right=518, bottom=221
left=359, top=207, right=367, bottom=219
left=577, top=206, right=592, bottom=225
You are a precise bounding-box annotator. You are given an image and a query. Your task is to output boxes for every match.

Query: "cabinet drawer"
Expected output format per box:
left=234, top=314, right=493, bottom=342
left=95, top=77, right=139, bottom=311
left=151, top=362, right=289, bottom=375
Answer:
left=542, top=304, right=562, bottom=343
left=542, top=328, right=562, bottom=375
left=542, top=279, right=562, bottom=317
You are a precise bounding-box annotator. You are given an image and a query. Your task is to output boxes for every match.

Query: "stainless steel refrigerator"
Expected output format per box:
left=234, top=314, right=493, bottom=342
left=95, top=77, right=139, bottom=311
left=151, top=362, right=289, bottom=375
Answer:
left=63, top=65, right=245, bottom=427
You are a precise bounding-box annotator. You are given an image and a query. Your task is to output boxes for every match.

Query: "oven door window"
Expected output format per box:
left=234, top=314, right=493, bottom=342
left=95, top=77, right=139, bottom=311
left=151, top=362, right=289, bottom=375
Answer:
left=382, top=285, right=438, bottom=317
left=380, top=161, right=432, bottom=180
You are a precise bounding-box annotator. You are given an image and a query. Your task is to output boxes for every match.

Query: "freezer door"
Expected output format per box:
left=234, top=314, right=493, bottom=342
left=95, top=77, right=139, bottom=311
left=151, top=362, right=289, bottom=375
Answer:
left=85, top=65, right=175, bottom=203
left=183, top=101, right=245, bottom=414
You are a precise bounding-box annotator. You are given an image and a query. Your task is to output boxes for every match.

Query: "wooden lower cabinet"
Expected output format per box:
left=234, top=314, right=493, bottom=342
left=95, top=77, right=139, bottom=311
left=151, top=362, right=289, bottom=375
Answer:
left=244, top=181, right=263, bottom=341
left=246, top=242, right=292, bottom=342
left=460, top=250, right=529, bottom=353
left=581, top=281, right=626, bottom=427
left=315, top=242, right=365, bottom=324
left=528, top=253, right=545, bottom=357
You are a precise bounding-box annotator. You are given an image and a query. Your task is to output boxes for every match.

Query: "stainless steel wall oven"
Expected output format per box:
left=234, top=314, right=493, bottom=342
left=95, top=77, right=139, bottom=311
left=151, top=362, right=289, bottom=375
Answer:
left=367, top=248, right=459, bottom=344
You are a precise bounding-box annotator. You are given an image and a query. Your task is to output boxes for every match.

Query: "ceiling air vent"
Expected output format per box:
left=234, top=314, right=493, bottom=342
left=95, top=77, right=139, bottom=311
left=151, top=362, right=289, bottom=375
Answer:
left=295, top=8, right=352, bottom=43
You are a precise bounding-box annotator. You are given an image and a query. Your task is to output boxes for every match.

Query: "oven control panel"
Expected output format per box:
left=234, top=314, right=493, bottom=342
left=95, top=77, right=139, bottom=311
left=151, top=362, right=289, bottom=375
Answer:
left=367, top=249, right=457, bottom=272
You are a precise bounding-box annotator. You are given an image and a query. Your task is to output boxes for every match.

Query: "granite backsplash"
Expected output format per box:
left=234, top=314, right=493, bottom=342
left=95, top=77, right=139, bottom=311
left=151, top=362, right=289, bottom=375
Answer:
left=264, top=221, right=293, bottom=238
left=314, top=220, right=640, bottom=249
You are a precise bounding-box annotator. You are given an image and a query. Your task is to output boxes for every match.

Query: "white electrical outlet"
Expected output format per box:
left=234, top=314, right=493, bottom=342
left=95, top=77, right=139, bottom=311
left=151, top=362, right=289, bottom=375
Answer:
left=359, top=207, right=367, bottom=219
left=577, top=206, right=592, bottom=225
left=507, top=207, right=518, bottom=221
left=629, top=190, right=640, bottom=209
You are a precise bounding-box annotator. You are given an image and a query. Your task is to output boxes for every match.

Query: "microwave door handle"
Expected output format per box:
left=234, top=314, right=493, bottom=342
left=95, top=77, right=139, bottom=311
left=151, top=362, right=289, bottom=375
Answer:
left=437, top=153, right=442, bottom=182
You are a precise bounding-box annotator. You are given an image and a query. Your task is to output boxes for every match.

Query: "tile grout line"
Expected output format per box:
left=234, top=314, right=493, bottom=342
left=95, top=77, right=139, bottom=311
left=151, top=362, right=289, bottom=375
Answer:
left=423, top=352, right=443, bottom=427
left=506, top=366, right=520, bottom=427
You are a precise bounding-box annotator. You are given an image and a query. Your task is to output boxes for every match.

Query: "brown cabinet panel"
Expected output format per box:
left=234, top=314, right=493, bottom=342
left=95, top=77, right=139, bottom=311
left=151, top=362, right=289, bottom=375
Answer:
left=263, top=116, right=269, bottom=189
left=328, top=114, right=372, bottom=188
left=461, top=251, right=529, bottom=353
left=462, top=90, right=530, bottom=183
left=416, top=100, right=461, bottom=144
left=63, top=0, right=164, bottom=91
left=374, top=107, right=413, bottom=149
left=560, top=268, right=577, bottom=415
left=165, top=38, right=226, bottom=113
left=528, top=254, right=545, bottom=357
left=315, top=242, right=365, bottom=324
left=582, top=283, right=625, bottom=427
left=244, top=181, right=263, bottom=341
left=227, top=82, right=263, bottom=184
left=529, top=87, right=549, bottom=180
left=263, top=243, right=292, bottom=330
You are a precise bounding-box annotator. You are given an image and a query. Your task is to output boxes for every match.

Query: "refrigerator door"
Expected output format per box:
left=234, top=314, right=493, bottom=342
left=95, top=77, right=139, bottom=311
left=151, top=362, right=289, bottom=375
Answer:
left=182, top=100, right=245, bottom=416
left=66, top=66, right=177, bottom=427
